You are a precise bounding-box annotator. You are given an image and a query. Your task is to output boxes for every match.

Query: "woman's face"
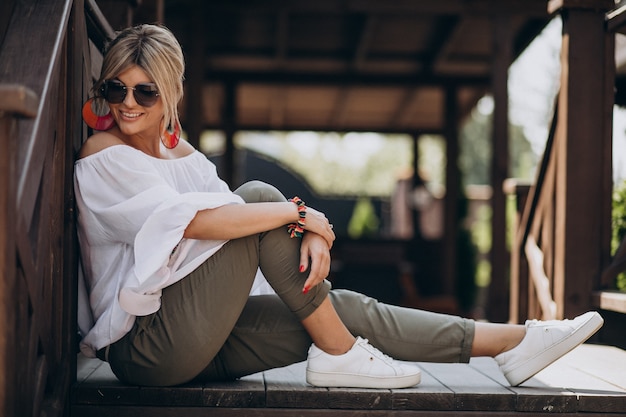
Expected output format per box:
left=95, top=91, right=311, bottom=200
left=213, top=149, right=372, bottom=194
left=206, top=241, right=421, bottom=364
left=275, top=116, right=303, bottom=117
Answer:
left=107, top=65, right=164, bottom=139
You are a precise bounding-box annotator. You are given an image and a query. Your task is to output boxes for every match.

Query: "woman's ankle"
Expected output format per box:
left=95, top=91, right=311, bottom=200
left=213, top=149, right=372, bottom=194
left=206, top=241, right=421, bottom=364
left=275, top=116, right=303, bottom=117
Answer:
left=301, top=297, right=357, bottom=355
left=314, top=335, right=356, bottom=355
left=472, top=322, right=526, bottom=357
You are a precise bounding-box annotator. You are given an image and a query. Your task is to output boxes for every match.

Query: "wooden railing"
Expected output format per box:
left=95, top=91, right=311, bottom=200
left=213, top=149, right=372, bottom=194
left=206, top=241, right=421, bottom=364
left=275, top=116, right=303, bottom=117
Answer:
left=508, top=97, right=559, bottom=322
left=0, top=84, right=38, bottom=417
left=0, top=0, right=91, bottom=416
left=509, top=1, right=616, bottom=324
left=0, top=0, right=157, bottom=415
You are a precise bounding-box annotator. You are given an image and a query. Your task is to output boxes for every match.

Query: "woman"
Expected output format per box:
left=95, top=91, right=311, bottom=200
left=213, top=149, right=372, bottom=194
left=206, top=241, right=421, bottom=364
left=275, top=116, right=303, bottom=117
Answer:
left=75, top=24, right=603, bottom=389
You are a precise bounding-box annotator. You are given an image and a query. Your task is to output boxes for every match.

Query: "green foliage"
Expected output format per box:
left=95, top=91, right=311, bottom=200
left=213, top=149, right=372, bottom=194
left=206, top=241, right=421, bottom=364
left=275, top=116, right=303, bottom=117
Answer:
left=347, top=198, right=380, bottom=238
left=459, top=101, right=538, bottom=186
left=238, top=131, right=413, bottom=197
left=612, top=180, right=626, bottom=291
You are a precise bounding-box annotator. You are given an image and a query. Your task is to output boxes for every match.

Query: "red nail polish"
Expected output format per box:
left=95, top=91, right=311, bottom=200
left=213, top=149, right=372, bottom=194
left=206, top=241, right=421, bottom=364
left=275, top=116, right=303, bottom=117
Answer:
left=303, top=285, right=310, bottom=294
left=299, top=265, right=305, bottom=273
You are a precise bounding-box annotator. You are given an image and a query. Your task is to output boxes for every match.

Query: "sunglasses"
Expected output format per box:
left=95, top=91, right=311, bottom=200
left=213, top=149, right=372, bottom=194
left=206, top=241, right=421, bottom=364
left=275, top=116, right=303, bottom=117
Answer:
left=99, top=79, right=160, bottom=107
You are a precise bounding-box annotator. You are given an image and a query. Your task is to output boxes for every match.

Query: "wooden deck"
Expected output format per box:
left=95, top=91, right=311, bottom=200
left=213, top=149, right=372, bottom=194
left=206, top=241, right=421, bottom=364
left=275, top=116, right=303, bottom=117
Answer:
left=70, top=344, right=626, bottom=416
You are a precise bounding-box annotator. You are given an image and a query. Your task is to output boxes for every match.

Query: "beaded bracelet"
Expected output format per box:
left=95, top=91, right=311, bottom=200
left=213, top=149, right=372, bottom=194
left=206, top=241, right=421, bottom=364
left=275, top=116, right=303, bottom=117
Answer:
left=287, top=196, right=306, bottom=238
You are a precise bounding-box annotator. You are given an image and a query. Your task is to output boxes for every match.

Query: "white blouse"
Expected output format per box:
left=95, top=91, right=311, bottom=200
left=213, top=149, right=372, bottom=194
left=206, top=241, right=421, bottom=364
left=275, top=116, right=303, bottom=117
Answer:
left=74, top=145, right=245, bottom=357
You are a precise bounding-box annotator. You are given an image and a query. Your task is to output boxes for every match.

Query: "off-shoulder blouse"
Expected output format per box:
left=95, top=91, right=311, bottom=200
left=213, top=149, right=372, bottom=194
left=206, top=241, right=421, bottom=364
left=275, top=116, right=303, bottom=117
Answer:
left=74, top=145, right=244, bottom=357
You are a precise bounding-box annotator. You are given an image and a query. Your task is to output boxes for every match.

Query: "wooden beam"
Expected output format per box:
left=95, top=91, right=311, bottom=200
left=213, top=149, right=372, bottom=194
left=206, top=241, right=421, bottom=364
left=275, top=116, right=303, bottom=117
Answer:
left=388, top=88, right=418, bottom=128
left=269, top=86, right=287, bottom=128
left=201, top=121, right=442, bottom=136
left=592, top=290, right=626, bottom=314
left=205, top=71, right=491, bottom=88
left=328, top=87, right=351, bottom=129
left=197, top=0, right=548, bottom=16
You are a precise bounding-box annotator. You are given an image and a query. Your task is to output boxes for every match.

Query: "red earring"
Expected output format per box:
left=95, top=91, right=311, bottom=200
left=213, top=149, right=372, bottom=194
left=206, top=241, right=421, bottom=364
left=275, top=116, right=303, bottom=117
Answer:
left=161, top=122, right=180, bottom=149
left=82, top=98, right=114, bottom=131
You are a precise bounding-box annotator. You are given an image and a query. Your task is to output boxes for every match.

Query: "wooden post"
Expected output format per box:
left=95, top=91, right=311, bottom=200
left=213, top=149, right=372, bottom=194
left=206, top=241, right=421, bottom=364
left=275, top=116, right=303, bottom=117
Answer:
left=411, top=132, right=421, bottom=239
left=505, top=179, right=532, bottom=323
left=222, top=80, right=236, bottom=187
left=549, top=0, right=614, bottom=318
left=488, top=13, right=512, bottom=322
left=443, top=87, right=459, bottom=297
left=184, top=4, right=206, bottom=150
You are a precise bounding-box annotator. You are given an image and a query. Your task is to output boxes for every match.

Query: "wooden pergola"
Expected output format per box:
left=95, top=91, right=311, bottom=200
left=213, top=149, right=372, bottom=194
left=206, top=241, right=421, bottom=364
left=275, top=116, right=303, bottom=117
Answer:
left=1, top=0, right=625, bottom=416
left=98, top=0, right=552, bottom=321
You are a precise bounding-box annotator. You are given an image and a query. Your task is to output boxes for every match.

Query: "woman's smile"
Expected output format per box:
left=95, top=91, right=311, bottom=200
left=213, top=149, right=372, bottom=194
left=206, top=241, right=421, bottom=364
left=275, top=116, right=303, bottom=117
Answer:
left=119, top=110, right=143, bottom=120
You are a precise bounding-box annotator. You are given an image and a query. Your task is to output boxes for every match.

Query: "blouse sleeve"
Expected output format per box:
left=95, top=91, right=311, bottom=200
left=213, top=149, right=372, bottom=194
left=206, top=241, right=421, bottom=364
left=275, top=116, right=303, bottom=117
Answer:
left=75, top=146, right=244, bottom=315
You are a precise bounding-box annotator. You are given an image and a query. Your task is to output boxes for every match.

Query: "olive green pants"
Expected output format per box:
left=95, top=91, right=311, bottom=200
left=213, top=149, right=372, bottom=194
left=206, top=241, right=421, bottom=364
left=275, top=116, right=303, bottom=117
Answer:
left=105, top=181, right=475, bottom=386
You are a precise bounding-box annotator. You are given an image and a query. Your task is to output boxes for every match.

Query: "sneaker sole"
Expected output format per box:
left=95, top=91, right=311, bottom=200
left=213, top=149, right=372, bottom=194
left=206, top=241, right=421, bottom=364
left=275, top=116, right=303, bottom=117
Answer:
left=503, top=311, right=604, bottom=386
left=306, top=368, right=421, bottom=389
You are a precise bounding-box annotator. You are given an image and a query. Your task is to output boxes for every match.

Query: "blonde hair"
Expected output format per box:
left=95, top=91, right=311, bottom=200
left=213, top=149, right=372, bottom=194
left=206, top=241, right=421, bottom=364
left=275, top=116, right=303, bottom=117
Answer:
left=94, top=24, right=185, bottom=133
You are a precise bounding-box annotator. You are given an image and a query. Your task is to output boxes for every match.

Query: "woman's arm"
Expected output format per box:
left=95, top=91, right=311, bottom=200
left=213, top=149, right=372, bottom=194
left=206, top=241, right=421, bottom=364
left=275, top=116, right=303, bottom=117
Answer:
left=183, top=201, right=336, bottom=246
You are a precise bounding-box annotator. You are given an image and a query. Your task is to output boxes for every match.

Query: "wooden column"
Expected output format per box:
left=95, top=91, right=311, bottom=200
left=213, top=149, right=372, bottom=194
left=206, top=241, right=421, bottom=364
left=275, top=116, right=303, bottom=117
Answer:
left=443, top=87, right=459, bottom=296
left=221, top=80, right=237, bottom=187
left=412, top=132, right=422, bottom=240
left=185, top=5, right=206, bottom=150
left=488, top=13, right=512, bottom=322
left=549, top=0, right=614, bottom=318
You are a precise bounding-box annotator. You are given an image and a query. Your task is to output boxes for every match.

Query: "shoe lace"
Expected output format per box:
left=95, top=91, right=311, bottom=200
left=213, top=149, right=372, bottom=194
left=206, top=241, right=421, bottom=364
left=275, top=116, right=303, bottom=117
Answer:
left=358, top=338, right=394, bottom=364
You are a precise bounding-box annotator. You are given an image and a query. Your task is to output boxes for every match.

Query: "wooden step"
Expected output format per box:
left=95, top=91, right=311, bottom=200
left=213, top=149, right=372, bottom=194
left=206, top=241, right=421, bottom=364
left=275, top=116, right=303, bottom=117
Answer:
left=71, top=344, right=626, bottom=416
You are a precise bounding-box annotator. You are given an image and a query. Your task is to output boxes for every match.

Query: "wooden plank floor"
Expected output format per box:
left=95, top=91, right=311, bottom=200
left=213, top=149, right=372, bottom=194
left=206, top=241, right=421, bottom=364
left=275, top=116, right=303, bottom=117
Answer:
left=70, top=344, right=626, bottom=416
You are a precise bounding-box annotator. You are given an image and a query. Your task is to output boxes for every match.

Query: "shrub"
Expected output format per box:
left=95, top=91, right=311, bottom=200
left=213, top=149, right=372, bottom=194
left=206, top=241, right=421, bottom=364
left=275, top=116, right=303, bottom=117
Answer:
left=612, top=180, right=626, bottom=291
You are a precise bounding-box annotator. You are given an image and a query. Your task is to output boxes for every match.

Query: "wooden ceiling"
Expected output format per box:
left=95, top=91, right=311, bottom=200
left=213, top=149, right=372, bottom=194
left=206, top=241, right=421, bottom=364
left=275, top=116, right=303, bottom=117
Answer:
left=108, top=0, right=552, bottom=134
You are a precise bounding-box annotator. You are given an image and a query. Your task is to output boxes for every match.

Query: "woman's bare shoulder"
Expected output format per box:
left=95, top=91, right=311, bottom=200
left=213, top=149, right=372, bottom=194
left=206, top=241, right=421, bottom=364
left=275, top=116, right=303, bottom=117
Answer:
left=78, top=132, right=125, bottom=159
left=170, top=138, right=196, bottom=158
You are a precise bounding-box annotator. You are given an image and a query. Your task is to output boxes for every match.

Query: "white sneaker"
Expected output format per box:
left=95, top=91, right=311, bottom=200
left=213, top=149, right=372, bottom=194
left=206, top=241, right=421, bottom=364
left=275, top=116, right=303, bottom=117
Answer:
left=494, top=311, right=604, bottom=386
left=306, top=336, right=421, bottom=389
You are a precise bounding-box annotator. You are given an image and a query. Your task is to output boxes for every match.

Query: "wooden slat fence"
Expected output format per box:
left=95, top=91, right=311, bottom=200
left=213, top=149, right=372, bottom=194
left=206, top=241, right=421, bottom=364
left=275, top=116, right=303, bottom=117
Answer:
left=0, top=0, right=93, bottom=415
left=510, top=1, right=626, bottom=346
left=0, top=84, right=38, bottom=417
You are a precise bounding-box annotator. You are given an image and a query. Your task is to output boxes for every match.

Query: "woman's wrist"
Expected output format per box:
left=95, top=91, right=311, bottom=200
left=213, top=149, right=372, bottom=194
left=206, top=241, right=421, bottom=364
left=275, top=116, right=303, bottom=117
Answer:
left=287, top=196, right=306, bottom=238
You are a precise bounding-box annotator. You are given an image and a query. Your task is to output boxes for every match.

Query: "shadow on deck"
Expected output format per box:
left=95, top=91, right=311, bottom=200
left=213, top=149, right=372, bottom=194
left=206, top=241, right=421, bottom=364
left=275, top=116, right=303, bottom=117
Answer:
left=71, top=344, right=626, bottom=416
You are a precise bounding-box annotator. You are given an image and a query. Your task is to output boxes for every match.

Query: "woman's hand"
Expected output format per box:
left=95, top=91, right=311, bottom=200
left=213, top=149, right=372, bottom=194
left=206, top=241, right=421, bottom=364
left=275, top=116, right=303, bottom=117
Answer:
left=300, top=232, right=332, bottom=294
left=303, top=206, right=335, bottom=248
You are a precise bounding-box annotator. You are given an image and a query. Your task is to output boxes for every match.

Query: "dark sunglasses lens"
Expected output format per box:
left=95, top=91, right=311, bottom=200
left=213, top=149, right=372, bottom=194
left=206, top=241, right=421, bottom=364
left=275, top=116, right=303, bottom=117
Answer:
left=102, top=81, right=126, bottom=104
left=134, top=84, right=159, bottom=107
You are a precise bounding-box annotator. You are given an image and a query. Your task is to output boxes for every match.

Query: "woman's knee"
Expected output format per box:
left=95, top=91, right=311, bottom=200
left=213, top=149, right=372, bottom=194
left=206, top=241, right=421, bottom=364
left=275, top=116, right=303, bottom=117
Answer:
left=234, top=180, right=286, bottom=203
